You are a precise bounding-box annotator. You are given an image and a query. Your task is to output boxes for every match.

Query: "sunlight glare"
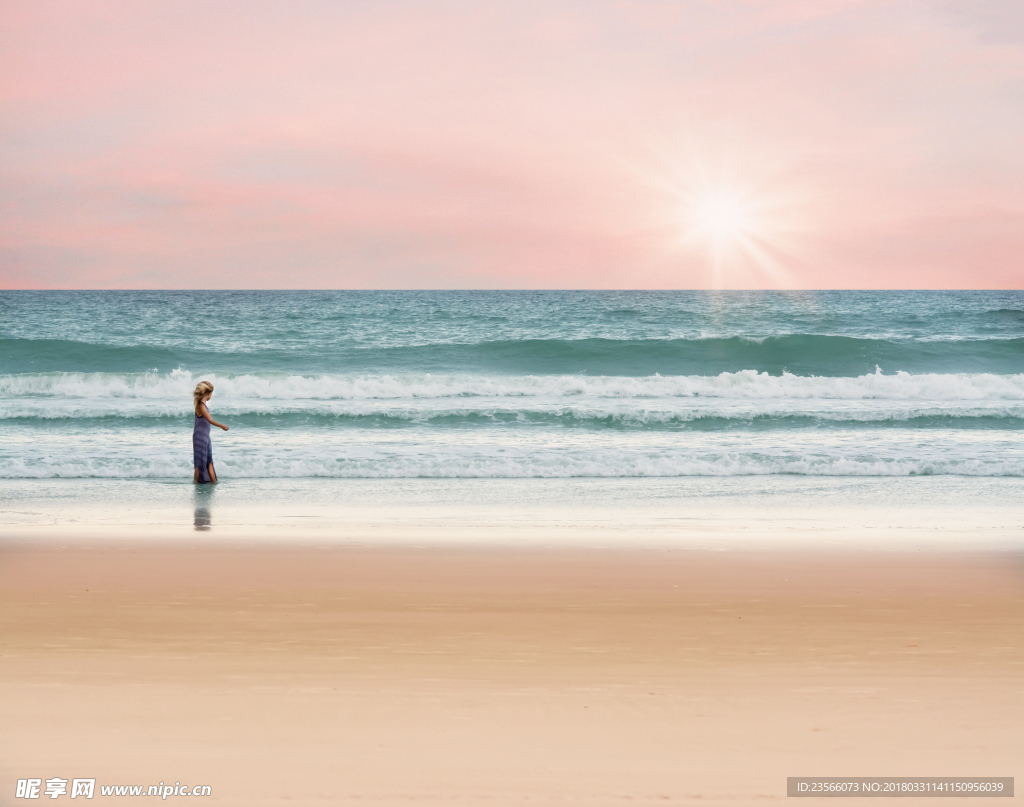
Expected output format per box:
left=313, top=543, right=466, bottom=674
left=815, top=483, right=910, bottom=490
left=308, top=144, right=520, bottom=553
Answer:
left=692, top=191, right=755, bottom=249
left=648, top=154, right=811, bottom=288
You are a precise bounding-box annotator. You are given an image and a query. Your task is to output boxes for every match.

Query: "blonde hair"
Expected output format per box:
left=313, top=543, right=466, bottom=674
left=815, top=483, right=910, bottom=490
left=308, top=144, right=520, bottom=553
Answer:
left=193, top=381, right=214, bottom=416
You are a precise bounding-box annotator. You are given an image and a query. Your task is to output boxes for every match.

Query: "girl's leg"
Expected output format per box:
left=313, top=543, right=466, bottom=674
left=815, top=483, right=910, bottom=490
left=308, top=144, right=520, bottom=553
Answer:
left=193, top=467, right=200, bottom=484
left=208, top=463, right=217, bottom=483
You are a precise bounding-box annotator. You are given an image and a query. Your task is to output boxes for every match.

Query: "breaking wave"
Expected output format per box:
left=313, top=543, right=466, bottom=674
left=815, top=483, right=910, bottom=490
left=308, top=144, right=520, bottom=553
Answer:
left=3, top=367, right=1023, bottom=402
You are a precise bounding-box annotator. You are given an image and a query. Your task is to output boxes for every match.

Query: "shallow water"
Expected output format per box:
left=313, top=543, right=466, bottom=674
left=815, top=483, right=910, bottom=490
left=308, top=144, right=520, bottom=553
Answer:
left=2, top=290, right=1022, bottom=479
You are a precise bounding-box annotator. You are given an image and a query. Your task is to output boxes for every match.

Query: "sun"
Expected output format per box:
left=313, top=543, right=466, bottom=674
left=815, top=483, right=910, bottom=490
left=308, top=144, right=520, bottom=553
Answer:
left=676, top=184, right=775, bottom=279
left=665, top=171, right=806, bottom=286
left=691, top=190, right=755, bottom=251
left=642, top=147, right=810, bottom=287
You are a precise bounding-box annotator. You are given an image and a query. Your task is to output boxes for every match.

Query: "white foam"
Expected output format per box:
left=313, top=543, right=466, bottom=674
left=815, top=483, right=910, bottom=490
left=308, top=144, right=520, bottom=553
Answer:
left=2, top=450, right=1019, bottom=479
left=3, top=368, right=1021, bottom=479
left=2, top=397, right=1022, bottom=422
left=2, top=368, right=1022, bottom=406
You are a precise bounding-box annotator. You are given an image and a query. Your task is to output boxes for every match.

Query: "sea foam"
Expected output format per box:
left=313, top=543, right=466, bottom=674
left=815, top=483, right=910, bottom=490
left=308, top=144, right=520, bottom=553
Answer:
left=3, top=368, right=1023, bottom=401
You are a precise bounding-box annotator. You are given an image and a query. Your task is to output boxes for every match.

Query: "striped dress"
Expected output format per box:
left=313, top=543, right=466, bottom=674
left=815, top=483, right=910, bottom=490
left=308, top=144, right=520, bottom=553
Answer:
left=193, top=404, right=214, bottom=482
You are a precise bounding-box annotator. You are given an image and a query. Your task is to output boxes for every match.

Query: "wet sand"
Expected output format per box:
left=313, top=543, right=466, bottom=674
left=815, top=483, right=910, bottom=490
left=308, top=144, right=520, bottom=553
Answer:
left=1, top=538, right=1022, bottom=805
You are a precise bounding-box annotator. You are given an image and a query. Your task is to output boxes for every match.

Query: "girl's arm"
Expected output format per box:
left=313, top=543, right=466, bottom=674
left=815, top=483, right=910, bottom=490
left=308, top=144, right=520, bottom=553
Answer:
left=201, top=404, right=229, bottom=431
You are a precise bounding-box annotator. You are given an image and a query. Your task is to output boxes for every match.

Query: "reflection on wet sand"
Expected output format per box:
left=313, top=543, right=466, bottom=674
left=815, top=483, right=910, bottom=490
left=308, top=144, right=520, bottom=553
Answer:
left=194, top=507, right=211, bottom=531
left=193, top=490, right=213, bottom=531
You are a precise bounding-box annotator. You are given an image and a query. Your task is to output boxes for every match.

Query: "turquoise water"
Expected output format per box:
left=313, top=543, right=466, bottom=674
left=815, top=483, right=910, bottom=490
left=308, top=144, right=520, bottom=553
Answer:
left=1, top=291, right=1022, bottom=479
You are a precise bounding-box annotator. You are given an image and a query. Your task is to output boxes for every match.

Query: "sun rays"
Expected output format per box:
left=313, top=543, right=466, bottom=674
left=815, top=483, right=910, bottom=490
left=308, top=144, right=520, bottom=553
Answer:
left=690, top=188, right=758, bottom=259
left=641, top=147, right=813, bottom=289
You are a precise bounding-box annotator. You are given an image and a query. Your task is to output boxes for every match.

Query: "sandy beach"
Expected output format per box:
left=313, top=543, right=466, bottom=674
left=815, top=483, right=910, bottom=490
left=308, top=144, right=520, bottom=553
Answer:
left=2, top=535, right=1021, bottom=805
left=4, top=0, right=1024, bottom=797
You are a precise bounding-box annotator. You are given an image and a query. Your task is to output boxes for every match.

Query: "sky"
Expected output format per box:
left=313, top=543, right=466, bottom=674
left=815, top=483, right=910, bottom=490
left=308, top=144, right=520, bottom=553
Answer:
left=1, top=0, right=1022, bottom=289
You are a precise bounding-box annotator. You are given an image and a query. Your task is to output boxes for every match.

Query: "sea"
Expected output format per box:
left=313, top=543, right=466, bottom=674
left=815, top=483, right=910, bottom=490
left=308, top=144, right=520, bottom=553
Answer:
left=2, top=290, right=1022, bottom=483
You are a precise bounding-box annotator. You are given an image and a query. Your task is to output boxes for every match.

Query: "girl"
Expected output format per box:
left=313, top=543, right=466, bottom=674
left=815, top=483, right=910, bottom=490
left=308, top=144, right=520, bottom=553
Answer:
left=193, top=381, right=228, bottom=483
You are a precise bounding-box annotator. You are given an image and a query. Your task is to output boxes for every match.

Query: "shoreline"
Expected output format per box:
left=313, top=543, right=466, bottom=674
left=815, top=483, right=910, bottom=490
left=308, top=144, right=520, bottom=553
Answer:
left=3, top=476, right=1023, bottom=551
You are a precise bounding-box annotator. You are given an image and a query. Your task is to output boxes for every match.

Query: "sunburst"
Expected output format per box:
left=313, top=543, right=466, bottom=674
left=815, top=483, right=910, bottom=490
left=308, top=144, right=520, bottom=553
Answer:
left=643, top=149, right=811, bottom=288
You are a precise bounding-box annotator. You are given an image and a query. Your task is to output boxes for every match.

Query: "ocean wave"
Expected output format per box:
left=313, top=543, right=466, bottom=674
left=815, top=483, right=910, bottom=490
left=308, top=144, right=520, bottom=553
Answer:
left=3, top=400, right=1023, bottom=427
left=2, top=450, right=1020, bottom=479
left=3, top=333, right=1023, bottom=375
left=3, top=368, right=1024, bottom=402
left=985, top=308, right=1024, bottom=320
left=4, top=292, right=1020, bottom=482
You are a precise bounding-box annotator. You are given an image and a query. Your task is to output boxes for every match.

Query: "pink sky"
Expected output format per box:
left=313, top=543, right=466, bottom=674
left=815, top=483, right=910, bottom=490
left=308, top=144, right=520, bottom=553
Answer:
left=1, top=0, right=1022, bottom=289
